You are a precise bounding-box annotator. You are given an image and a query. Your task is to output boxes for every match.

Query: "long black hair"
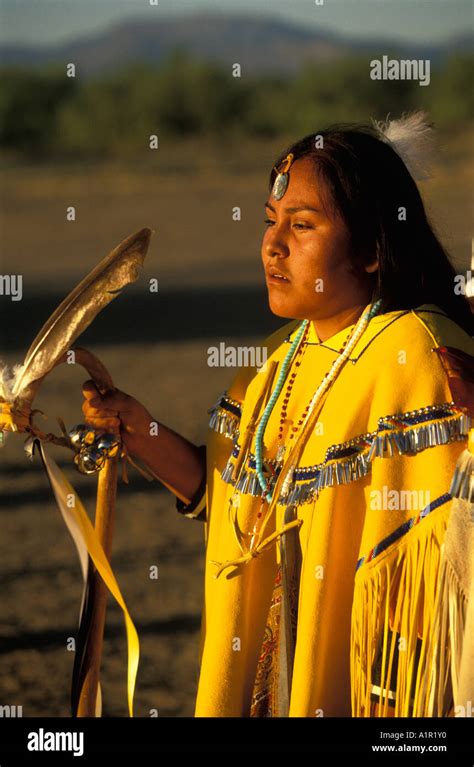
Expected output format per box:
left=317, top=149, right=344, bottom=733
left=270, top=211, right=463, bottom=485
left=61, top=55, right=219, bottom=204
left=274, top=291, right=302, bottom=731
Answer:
left=270, top=124, right=473, bottom=335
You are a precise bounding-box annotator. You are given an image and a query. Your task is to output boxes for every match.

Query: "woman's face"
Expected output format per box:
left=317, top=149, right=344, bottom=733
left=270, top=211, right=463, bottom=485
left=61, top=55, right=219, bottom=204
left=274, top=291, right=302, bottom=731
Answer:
left=261, top=156, right=374, bottom=321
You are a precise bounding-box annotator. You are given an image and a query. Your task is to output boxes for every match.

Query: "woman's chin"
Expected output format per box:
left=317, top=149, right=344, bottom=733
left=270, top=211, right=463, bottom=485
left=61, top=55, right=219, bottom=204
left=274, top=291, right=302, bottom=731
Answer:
left=267, top=296, right=302, bottom=319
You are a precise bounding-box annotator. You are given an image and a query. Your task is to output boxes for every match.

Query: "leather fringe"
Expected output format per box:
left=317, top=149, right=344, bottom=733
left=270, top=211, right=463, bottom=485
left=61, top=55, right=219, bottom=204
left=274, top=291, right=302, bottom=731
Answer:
left=450, top=447, right=474, bottom=502
left=350, top=503, right=466, bottom=717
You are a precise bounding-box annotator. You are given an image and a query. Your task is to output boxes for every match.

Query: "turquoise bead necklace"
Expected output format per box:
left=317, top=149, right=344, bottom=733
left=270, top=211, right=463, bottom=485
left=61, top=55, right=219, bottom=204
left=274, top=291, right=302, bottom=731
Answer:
left=254, top=319, right=309, bottom=502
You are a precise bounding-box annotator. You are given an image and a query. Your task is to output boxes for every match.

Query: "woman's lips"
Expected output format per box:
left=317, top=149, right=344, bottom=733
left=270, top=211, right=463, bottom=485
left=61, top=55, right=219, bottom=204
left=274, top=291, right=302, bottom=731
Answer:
left=266, top=271, right=291, bottom=285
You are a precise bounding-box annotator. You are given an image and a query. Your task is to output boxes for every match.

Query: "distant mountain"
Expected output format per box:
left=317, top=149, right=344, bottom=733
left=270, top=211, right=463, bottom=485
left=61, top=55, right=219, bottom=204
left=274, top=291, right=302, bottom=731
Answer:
left=0, top=13, right=471, bottom=76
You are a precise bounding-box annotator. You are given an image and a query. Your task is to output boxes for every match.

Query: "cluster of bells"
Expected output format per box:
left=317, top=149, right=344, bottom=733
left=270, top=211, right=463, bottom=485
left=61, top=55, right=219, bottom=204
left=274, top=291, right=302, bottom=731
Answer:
left=68, top=424, right=122, bottom=474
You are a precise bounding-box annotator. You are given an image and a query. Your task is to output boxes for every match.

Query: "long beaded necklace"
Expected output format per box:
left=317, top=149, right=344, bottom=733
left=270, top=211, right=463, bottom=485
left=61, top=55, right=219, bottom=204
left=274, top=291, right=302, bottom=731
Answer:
left=277, top=321, right=357, bottom=462
left=254, top=319, right=309, bottom=501
left=277, top=321, right=310, bottom=453
left=255, top=300, right=383, bottom=503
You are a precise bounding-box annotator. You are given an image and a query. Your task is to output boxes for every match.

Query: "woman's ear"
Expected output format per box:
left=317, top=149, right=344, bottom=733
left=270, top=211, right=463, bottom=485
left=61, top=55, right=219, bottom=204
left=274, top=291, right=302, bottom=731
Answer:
left=365, top=258, right=379, bottom=274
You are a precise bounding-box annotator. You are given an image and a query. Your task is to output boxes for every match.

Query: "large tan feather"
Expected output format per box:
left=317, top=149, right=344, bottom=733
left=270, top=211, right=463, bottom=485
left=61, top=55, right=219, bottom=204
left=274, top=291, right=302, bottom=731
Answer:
left=12, top=227, right=153, bottom=403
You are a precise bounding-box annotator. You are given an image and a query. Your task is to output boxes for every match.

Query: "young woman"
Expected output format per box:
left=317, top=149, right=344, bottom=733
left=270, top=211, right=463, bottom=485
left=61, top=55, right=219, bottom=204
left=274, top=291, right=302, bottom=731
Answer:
left=82, top=114, right=473, bottom=717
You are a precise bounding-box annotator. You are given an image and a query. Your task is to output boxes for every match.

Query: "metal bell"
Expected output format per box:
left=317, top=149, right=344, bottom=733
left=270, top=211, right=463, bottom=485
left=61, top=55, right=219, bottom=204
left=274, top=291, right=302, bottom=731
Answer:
left=96, top=433, right=121, bottom=458
left=68, top=424, right=90, bottom=449
left=82, top=429, right=97, bottom=447
left=74, top=446, right=106, bottom=474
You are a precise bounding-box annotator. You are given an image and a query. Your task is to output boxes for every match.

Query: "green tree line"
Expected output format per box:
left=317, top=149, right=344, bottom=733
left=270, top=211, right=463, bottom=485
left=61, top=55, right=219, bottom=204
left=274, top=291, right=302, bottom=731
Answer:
left=0, top=52, right=472, bottom=159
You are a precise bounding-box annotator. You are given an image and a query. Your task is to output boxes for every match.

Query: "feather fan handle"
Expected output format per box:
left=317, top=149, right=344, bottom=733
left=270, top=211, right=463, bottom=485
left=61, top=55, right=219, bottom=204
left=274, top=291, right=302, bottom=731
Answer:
left=372, top=111, right=434, bottom=181
left=12, top=227, right=153, bottom=403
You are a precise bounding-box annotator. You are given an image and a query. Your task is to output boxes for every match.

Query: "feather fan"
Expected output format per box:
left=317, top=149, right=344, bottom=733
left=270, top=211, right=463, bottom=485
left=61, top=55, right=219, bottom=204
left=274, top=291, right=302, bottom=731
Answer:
left=11, top=227, right=153, bottom=404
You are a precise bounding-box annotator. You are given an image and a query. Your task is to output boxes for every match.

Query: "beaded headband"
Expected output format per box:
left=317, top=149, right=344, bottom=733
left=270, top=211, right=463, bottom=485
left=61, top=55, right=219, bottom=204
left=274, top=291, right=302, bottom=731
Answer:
left=271, top=153, right=294, bottom=200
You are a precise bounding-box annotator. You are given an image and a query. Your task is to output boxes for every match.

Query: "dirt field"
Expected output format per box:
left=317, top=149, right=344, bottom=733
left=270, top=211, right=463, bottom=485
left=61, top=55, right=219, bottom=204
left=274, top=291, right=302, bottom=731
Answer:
left=0, top=130, right=472, bottom=716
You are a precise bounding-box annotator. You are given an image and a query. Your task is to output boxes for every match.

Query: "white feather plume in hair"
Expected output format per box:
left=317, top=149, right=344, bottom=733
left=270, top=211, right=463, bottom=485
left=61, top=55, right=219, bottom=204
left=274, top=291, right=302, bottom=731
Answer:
left=373, top=111, right=434, bottom=181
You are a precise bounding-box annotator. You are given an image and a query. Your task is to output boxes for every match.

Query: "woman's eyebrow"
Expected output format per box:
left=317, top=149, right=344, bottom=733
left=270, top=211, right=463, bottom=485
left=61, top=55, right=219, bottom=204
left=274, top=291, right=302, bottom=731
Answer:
left=264, top=201, right=321, bottom=214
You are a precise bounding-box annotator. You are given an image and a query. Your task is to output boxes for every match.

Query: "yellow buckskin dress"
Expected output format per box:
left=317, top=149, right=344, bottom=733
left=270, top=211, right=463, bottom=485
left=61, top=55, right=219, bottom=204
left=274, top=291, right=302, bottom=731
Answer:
left=177, top=304, right=474, bottom=717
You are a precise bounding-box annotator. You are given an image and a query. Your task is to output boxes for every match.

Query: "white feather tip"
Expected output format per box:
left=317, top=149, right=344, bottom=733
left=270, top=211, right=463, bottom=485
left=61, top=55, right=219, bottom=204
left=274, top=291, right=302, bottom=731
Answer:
left=0, top=362, right=25, bottom=402
left=373, top=111, right=434, bottom=181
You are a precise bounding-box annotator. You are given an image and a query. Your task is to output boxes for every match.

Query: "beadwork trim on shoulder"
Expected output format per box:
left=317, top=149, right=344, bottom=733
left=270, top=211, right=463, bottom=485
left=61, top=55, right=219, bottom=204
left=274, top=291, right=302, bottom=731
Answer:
left=355, top=493, right=452, bottom=572
left=220, top=402, right=470, bottom=506
left=208, top=391, right=242, bottom=439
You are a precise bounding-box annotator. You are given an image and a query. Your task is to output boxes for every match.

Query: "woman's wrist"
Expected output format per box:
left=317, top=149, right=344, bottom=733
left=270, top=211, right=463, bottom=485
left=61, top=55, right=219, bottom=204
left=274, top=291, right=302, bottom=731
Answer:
left=119, top=411, right=158, bottom=460
left=119, top=413, right=206, bottom=501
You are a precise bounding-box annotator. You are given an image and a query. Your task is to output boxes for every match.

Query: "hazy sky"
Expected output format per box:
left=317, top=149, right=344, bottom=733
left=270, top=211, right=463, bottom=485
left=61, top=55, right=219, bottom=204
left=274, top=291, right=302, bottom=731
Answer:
left=0, top=0, right=472, bottom=46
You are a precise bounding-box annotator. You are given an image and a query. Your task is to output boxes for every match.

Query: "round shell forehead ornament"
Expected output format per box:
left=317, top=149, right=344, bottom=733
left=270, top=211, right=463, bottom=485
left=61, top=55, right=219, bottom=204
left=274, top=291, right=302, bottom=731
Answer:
left=271, top=153, right=294, bottom=200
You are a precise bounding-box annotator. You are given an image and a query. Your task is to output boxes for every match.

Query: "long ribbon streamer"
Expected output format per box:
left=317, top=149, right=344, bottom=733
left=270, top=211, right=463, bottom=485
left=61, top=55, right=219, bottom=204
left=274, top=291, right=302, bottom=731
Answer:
left=37, top=441, right=139, bottom=717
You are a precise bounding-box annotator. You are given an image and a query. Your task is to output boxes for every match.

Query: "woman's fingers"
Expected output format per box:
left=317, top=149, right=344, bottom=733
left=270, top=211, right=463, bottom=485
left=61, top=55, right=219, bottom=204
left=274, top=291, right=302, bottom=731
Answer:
left=82, top=380, right=121, bottom=431
left=82, top=380, right=100, bottom=400
left=83, top=415, right=121, bottom=432
left=82, top=401, right=118, bottom=417
left=81, top=380, right=142, bottom=438
left=82, top=380, right=133, bottom=411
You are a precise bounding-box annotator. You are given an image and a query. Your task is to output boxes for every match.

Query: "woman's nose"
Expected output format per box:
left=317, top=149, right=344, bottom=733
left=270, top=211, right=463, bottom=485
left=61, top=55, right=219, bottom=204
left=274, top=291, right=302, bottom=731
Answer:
left=264, top=227, right=289, bottom=259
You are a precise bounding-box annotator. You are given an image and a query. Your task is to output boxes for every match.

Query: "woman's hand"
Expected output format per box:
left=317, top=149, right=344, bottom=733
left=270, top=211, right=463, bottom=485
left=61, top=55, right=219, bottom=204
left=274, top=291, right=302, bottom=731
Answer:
left=81, top=380, right=154, bottom=459
left=81, top=380, right=206, bottom=504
